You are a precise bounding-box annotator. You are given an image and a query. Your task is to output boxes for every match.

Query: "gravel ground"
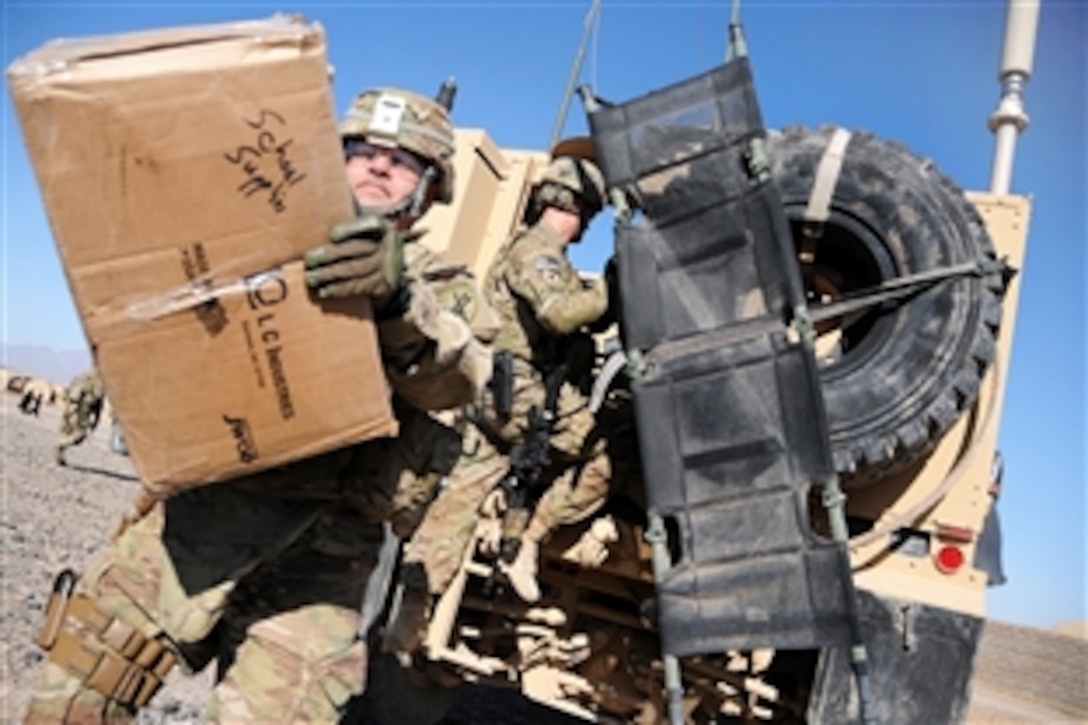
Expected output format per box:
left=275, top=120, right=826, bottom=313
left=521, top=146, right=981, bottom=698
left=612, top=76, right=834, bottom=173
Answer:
left=2, top=390, right=1080, bottom=724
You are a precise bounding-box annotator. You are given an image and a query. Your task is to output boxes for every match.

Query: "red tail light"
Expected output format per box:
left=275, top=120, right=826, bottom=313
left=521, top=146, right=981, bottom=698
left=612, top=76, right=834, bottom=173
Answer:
left=934, top=545, right=965, bottom=574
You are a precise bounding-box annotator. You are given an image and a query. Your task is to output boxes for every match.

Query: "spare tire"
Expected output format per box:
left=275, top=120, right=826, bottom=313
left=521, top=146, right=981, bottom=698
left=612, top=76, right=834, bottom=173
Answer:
left=766, top=126, right=1006, bottom=485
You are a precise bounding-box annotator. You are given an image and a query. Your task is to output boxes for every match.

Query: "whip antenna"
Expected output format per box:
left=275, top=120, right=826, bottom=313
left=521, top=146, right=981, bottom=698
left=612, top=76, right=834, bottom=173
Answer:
left=550, top=0, right=602, bottom=148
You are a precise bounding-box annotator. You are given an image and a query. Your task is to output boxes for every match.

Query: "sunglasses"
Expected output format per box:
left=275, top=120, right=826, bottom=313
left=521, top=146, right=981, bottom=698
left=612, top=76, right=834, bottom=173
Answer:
left=344, top=139, right=427, bottom=177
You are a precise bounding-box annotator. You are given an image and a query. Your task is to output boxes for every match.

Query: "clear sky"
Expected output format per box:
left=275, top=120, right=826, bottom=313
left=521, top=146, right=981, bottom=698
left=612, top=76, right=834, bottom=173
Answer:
left=2, top=1, right=1084, bottom=631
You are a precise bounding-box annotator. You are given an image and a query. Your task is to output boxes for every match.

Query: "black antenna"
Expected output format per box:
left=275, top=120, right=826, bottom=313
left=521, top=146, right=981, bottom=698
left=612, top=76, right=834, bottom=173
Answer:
left=436, top=77, right=457, bottom=112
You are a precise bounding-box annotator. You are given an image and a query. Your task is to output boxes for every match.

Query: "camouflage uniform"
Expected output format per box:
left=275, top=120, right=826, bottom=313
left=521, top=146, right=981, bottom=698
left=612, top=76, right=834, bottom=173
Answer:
left=55, top=369, right=105, bottom=464
left=405, top=153, right=614, bottom=604
left=402, top=424, right=507, bottom=596
left=24, top=87, right=494, bottom=724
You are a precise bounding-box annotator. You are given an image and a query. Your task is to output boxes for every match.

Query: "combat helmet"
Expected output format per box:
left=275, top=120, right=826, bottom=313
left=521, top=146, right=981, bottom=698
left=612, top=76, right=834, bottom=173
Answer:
left=525, top=136, right=607, bottom=228
left=339, top=87, right=456, bottom=214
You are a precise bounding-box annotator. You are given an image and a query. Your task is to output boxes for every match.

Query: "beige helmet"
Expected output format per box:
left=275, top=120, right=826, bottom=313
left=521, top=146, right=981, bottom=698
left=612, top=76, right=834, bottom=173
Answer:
left=527, top=136, right=606, bottom=225
left=339, top=87, right=456, bottom=205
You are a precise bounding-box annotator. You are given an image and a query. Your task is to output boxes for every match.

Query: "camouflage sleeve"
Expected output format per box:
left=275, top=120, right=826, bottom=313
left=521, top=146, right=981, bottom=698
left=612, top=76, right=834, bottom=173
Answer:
left=378, top=279, right=492, bottom=412
left=506, top=244, right=607, bottom=336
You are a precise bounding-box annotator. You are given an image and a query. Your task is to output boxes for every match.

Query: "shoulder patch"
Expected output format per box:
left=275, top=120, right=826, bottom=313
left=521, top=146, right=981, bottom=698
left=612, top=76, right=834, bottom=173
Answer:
left=431, top=277, right=478, bottom=324
left=535, top=255, right=564, bottom=284
left=535, top=256, right=562, bottom=273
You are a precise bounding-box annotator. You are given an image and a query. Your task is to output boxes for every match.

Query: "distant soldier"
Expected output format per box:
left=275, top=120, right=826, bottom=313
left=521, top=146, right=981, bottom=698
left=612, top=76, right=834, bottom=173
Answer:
left=55, top=369, right=105, bottom=466
left=18, top=379, right=50, bottom=416
left=18, top=388, right=41, bottom=416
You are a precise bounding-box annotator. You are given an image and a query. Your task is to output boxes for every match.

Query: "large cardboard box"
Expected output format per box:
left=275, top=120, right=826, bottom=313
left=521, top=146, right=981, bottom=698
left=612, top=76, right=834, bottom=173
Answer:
left=8, top=15, right=398, bottom=495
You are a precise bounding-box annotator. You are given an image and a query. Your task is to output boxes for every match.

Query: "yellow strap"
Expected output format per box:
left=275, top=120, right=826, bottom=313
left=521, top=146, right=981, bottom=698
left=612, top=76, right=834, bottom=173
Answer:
left=804, top=127, right=852, bottom=223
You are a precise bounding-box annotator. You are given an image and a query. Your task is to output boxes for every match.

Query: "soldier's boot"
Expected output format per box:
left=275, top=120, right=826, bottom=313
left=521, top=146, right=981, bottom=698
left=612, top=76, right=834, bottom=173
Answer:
left=502, top=517, right=552, bottom=603
left=55, top=446, right=67, bottom=467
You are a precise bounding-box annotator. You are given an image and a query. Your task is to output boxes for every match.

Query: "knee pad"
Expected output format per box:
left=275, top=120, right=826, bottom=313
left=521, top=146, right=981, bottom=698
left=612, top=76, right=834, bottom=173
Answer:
left=36, top=569, right=179, bottom=710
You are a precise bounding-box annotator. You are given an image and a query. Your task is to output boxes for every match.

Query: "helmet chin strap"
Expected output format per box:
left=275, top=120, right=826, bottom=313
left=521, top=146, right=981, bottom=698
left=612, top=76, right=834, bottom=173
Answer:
left=408, top=166, right=437, bottom=218
left=355, top=167, right=435, bottom=226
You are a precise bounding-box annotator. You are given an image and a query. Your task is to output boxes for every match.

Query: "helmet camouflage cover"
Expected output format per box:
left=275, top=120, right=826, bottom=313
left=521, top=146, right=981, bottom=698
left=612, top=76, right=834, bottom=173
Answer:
left=340, top=88, right=456, bottom=203
left=533, top=155, right=606, bottom=218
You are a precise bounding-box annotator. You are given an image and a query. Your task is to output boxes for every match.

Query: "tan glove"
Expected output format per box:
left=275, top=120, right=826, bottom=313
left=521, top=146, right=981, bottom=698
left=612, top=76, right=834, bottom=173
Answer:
left=303, top=215, right=405, bottom=301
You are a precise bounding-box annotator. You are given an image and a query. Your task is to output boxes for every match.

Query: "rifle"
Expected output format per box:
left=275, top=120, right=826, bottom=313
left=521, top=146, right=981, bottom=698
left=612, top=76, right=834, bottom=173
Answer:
left=498, top=360, right=567, bottom=562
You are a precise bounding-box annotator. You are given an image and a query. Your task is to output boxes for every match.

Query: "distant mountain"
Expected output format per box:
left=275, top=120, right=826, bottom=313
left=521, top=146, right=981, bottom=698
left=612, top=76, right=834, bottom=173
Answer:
left=1052, top=620, right=1088, bottom=640
left=1, top=343, right=91, bottom=385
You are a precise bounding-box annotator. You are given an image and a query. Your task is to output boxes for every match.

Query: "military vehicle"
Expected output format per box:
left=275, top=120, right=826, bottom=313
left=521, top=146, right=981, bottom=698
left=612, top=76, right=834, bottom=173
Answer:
left=364, top=1, right=1037, bottom=722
